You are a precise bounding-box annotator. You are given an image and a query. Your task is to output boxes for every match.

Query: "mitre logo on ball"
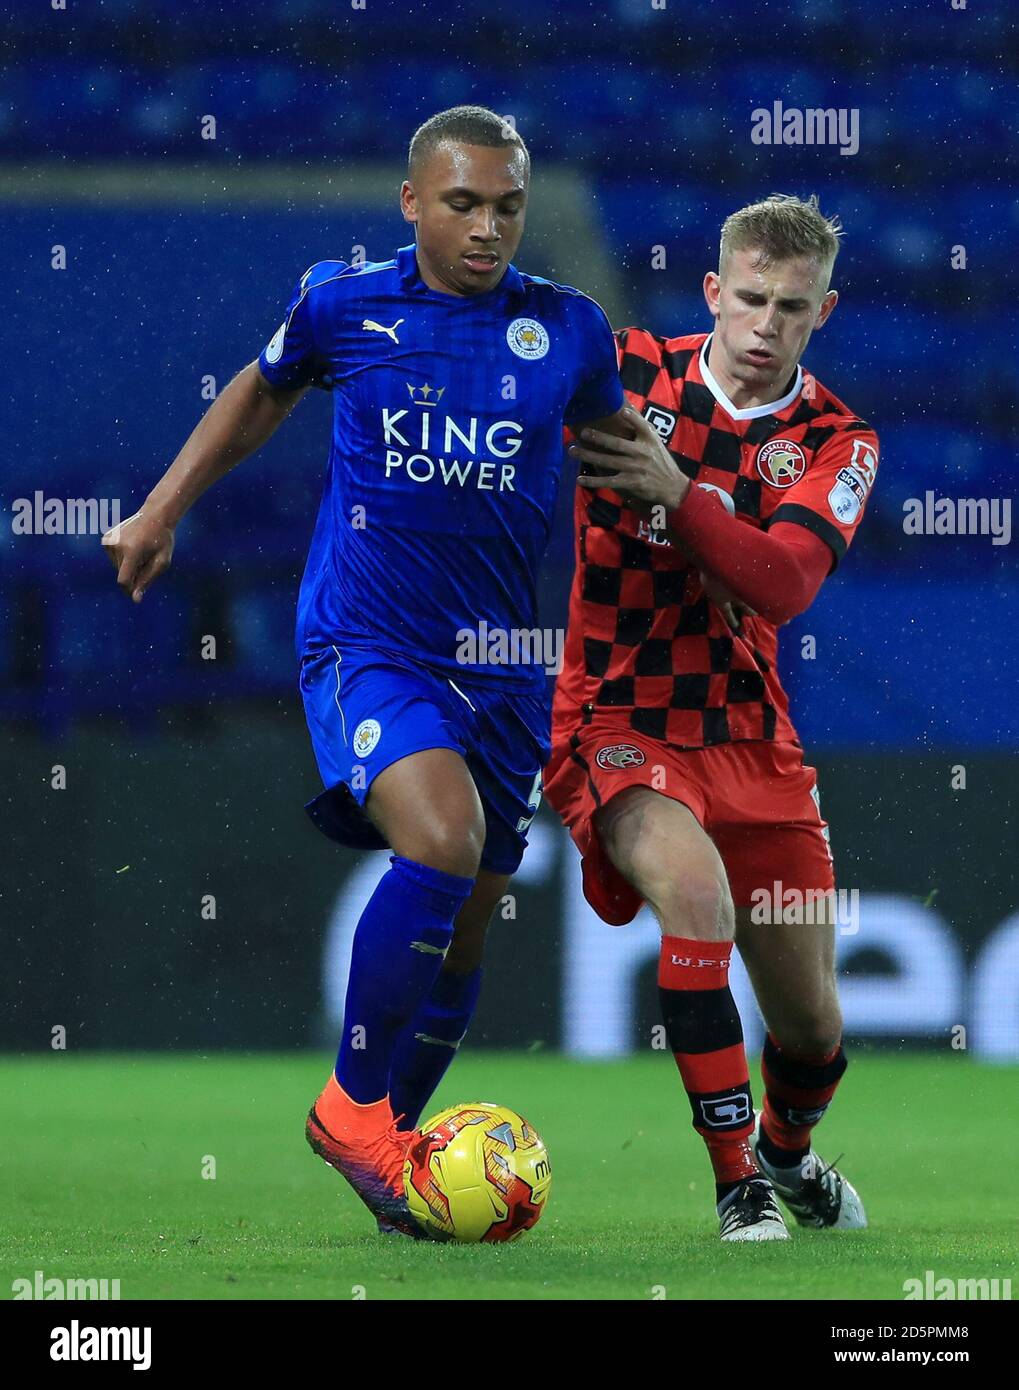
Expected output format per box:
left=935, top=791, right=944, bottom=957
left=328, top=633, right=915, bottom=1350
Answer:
left=756, top=439, right=807, bottom=488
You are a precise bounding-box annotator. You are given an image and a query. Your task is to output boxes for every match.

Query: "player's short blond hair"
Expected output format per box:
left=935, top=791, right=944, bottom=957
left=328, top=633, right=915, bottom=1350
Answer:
left=719, top=194, right=842, bottom=287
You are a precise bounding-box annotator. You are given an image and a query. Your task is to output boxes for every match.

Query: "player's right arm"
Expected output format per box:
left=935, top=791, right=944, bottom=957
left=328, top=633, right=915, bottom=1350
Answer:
left=103, top=364, right=307, bottom=603
left=104, top=261, right=339, bottom=602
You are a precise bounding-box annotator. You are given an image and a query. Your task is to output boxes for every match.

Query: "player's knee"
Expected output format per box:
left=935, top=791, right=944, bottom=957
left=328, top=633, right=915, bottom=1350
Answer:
left=598, top=791, right=732, bottom=941
left=612, top=817, right=734, bottom=939
left=394, top=817, right=485, bottom=879
left=643, top=866, right=734, bottom=941
left=772, top=1006, right=843, bottom=1060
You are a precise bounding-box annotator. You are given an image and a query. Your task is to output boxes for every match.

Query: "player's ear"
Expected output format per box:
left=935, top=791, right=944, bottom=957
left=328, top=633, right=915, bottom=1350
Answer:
left=815, top=289, right=838, bottom=328
left=400, top=180, right=418, bottom=225
left=703, top=271, right=721, bottom=318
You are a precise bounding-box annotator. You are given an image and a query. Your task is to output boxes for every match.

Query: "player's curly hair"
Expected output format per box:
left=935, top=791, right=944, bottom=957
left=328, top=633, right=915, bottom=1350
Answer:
left=720, top=194, right=843, bottom=285
left=408, top=105, right=529, bottom=177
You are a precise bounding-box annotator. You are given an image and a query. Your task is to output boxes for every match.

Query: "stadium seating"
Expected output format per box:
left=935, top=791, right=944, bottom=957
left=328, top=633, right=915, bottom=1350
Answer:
left=2, top=0, right=1014, bottom=743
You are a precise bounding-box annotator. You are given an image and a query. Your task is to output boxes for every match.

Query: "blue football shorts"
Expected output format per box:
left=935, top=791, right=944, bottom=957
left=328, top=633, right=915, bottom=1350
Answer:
left=299, top=643, right=550, bottom=875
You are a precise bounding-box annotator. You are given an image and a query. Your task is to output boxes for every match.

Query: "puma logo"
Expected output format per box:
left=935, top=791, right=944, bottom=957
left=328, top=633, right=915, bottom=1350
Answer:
left=362, top=318, right=405, bottom=343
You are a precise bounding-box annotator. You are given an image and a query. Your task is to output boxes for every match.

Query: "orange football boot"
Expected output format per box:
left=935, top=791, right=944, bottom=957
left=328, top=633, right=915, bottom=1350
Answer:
left=305, top=1075, right=426, bottom=1238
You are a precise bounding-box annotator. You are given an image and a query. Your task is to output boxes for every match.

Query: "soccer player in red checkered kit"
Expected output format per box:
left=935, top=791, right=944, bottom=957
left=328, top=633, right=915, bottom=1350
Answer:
left=546, top=196, right=878, bottom=1241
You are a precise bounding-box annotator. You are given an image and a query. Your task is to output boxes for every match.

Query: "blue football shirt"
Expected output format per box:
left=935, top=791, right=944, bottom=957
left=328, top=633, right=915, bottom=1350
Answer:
left=257, top=244, right=623, bottom=691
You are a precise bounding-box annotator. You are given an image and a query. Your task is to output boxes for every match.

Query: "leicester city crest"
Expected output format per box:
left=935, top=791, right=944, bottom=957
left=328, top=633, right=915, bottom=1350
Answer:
left=507, top=317, right=550, bottom=360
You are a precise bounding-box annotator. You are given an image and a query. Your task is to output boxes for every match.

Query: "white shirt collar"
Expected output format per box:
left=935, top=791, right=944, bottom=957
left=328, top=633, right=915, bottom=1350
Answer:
left=699, top=333, right=802, bottom=420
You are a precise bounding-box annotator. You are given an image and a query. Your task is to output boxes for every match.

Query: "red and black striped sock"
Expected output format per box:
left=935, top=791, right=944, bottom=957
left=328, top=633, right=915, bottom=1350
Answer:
left=758, top=1032, right=848, bottom=1169
left=658, top=935, right=757, bottom=1201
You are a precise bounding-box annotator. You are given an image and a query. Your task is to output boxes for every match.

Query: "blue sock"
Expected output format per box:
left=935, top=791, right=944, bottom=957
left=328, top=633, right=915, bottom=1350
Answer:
left=390, top=966, right=483, bottom=1130
left=335, top=855, right=474, bottom=1105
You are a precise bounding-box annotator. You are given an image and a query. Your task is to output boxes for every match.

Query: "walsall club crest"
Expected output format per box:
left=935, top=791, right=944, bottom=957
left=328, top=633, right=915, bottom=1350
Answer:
left=756, top=438, right=807, bottom=488
left=596, top=744, right=646, bottom=770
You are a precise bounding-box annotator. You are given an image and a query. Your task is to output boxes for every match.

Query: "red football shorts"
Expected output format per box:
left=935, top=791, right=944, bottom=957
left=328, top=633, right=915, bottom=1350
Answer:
left=544, top=721, right=835, bottom=925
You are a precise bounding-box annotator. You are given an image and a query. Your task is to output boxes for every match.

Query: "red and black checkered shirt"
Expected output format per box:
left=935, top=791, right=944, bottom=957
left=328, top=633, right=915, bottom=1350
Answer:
left=553, top=328, right=879, bottom=748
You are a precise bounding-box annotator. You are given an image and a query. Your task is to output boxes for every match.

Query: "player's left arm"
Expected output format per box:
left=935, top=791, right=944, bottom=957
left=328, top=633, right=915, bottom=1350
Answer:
left=572, top=405, right=636, bottom=445
left=571, top=401, right=682, bottom=501
left=665, top=427, right=879, bottom=623
left=564, top=313, right=751, bottom=629
left=572, top=414, right=878, bottom=624
left=562, top=296, right=636, bottom=447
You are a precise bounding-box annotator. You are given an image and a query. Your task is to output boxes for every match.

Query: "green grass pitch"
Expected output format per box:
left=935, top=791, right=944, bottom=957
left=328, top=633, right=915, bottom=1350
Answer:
left=2, top=1051, right=1015, bottom=1301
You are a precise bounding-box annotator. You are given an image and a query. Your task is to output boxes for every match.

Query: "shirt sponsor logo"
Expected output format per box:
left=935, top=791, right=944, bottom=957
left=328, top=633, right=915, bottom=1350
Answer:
left=264, top=321, right=286, bottom=364
left=787, top=1105, right=828, bottom=1126
left=643, top=405, right=678, bottom=441
left=636, top=518, right=671, bottom=545
left=595, top=743, right=646, bottom=770
left=363, top=317, right=404, bottom=343
left=405, top=382, right=445, bottom=407
left=698, top=1092, right=751, bottom=1128
left=381, top=406, right=522, bottom=492
left=756, top=439, right=807, bottom=488
left=507, top=317, right=549, bottom=360
left=848, top=437, right=878, bottom=489
left=352, top=719, right=381, bottom=757
left=828, top=467, right=866, bottom=525
left=380, top=403, right=525, bottom=494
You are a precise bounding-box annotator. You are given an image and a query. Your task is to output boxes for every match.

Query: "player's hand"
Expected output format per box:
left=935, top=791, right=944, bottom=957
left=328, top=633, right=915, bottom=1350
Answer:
left=700, top=571, right=756, bottom=632
left=571, top=404, right=690, bottom=512
left=102, top=507, right=175, bottom=603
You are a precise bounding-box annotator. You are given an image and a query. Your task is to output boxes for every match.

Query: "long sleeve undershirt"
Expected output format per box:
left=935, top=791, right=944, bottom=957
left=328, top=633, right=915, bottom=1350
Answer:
left=665, top=482, right=833, bottom=625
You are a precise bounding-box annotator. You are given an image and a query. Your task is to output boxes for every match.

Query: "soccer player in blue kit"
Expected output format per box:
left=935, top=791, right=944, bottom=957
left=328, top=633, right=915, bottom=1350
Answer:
left=103, top=106, right=628, bottom=1236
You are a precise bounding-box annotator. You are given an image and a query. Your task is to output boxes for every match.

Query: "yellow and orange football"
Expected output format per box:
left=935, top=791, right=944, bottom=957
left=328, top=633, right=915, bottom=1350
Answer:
left=403, top=1102, right=552, bottom=1243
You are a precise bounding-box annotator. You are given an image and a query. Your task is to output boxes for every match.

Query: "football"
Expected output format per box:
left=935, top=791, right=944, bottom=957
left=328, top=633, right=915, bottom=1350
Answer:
left=403, top=1102, right=552, bottom=1242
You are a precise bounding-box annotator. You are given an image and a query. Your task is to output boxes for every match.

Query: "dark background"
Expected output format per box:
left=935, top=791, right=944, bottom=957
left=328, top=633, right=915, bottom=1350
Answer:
left=1, top=0, right=1016, bottom=1055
